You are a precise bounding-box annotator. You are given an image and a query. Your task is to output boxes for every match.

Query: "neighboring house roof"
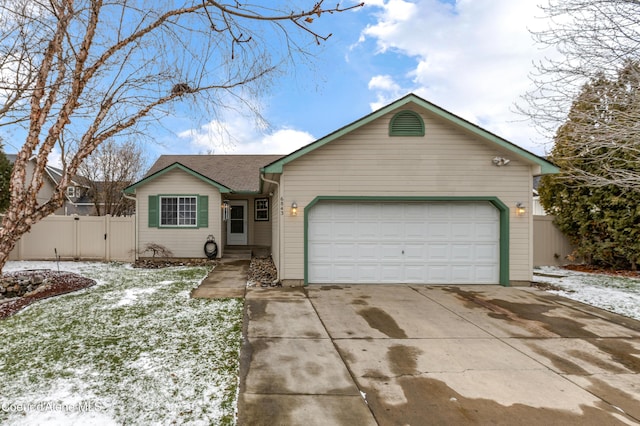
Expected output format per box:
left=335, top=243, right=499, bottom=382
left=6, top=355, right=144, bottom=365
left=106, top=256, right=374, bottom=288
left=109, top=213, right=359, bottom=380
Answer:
left=126, top=155, right=283, bottom=194
left=263, top=93, right=559, bottom=175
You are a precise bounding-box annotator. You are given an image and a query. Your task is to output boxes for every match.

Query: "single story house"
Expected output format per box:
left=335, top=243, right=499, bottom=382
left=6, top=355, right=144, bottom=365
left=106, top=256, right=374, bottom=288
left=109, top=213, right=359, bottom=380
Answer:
left=124, top=93, right=558, bottom=286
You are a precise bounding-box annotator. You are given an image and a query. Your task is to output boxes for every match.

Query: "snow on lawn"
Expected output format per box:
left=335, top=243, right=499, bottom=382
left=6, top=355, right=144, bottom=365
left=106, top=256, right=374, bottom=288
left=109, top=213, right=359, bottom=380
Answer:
left=534, top=266, right=640, bottom=321
left=0, top=261, right=243, bottom=426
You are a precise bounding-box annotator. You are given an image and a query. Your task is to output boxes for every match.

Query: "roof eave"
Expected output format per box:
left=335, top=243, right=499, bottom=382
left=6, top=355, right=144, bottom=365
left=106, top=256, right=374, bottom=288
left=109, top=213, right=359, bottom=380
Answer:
left=124, top=162, right=232, bottom=194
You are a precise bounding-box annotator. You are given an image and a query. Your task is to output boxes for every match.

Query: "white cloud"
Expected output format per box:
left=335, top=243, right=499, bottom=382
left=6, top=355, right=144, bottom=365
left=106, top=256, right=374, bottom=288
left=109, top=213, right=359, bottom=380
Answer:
left=178, top=115, right=315, bottom=155
left=360, top=0, right=555, bottom=154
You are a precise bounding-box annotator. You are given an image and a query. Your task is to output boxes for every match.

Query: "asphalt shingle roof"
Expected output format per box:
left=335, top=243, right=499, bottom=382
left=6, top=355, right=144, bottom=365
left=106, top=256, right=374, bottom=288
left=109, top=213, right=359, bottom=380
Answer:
left=145, top=155, right=284, bottom=193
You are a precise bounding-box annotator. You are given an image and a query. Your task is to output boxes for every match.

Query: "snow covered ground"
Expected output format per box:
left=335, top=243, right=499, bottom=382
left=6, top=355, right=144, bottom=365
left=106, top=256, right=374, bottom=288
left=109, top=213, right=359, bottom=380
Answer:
left=0, top=261, right=243, bottom=426
left=534, top=266, right=640, bottom=321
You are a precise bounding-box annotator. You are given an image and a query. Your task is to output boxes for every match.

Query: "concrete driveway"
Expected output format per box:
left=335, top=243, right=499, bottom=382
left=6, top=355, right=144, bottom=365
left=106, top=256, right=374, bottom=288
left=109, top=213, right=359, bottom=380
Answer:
left=237, top=285, right=640, bottom=425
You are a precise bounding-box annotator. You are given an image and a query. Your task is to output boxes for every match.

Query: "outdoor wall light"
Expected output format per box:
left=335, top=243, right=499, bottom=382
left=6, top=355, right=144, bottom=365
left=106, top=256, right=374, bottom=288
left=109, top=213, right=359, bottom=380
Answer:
left=291, top=202, right=298, bottom=216
left=492, top=156, right=511, bottom=166
left=222, top=200, right=230, bottom=222
left=516, top=202, right=526, bottom=217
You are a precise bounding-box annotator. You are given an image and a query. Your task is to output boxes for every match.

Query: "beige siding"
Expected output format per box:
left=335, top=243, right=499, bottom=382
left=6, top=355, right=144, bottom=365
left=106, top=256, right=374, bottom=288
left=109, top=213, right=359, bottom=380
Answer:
left=280, top=106, right=534, bottom=283
left=136, top=169, right=222, bottom=258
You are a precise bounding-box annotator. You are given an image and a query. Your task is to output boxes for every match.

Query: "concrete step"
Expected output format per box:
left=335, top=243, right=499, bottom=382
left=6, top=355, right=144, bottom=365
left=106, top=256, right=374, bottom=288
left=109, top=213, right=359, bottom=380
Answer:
left=223, top=247, right=252, bottom=260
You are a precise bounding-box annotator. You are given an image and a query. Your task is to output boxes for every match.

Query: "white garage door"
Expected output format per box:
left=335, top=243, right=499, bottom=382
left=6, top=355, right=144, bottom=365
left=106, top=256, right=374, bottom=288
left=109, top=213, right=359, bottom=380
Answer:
left=308, top=201, right=500, bottom=284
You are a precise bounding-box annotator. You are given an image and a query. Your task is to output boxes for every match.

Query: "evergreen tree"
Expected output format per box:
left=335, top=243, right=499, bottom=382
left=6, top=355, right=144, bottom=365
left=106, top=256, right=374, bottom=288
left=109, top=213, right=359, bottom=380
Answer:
left=0, top=143, right=12, bottom=212
left=540, top=62, right=640, bottom=270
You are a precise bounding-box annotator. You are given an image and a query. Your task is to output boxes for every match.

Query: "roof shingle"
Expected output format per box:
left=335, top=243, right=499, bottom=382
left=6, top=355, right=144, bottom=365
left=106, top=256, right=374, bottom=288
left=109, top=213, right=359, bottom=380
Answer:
left=145, top=155, right=283, bottom=192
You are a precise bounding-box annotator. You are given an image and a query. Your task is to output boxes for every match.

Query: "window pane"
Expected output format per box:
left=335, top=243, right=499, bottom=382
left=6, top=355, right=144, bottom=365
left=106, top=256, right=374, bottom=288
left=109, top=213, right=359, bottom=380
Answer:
left=161, top=197, right=178, bottom=225
left=231, top=205, right=244, bottom=220
left=178, top=197, right=197, bottom=226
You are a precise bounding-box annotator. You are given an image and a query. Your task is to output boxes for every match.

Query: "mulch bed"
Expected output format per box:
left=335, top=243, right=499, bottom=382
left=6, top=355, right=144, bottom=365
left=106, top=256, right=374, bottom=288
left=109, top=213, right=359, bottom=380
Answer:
left=0, top=271, right=96, bottom=320
left=563, top=264, right=640, bottom=278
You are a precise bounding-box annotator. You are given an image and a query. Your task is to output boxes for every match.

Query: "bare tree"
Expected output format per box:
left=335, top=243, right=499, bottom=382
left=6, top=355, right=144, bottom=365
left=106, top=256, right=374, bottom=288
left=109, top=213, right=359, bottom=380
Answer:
left=78, top=139, right=144, bottom=216
left=520, top=0, right=640, bottom=190
left=0, top=0, right=363, bottom=272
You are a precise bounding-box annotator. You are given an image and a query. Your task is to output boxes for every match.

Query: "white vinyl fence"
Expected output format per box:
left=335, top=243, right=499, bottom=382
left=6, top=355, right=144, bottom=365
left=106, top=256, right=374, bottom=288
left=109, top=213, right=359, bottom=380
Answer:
left=6, top=215, right=135, bottom=262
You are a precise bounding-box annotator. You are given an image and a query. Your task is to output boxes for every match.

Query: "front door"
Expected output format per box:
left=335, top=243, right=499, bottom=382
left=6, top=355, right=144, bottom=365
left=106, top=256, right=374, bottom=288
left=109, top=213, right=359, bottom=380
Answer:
left=227, top=200, right=248, bottom=245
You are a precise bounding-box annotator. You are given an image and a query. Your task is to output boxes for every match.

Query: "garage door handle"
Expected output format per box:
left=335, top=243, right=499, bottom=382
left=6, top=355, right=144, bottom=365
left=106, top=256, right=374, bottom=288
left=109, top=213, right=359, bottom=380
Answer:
left=402, top=250, right=404, bottom=254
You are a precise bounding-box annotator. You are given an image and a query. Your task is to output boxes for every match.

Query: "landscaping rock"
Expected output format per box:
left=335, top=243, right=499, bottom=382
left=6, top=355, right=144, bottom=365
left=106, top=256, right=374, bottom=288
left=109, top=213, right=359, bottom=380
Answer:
left=247, top=255, right=279, bottom=287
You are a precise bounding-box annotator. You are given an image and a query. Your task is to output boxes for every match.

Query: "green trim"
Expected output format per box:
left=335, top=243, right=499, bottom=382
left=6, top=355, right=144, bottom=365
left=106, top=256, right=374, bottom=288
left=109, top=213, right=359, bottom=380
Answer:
left=262, top=93, right=559, bottom=175
left=124, top=162, right=231, bottom=194
left=303, top=196, right=510, bottom=287
left=148, top=195, right=158, bottom=227
left=389, top=110, right=425, bottom=136
left=198, top=195, right=209, bottom=227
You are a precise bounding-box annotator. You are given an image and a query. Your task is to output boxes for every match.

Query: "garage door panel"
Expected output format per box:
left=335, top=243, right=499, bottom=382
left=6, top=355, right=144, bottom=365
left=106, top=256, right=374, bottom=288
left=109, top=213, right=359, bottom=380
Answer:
left=451, top=244, right=473, bottom=261
left=476, top=244, right=499, bottom=261
left=427, top=222, right=451, bottom=240
left=404, top=244, right=425, bottom=260
left=475, top=222, right=499, bottom=240
left=427, top=265, right=450, bottom=283
left=308, top=201, right=500, bottom=284
left=428, top=244, right=450, bottom=261
left=404, top=264, right=426, bottom=282
left=309, top=263, right=332, bottom=282
left=356, top=221, right=379, bottom=240
left=309, top=221, right=332, bottom=240
left=381, top=264, right=403, bottom=281
left=475, top=265, right=499, bottom=283
left=380, top=222, right=403, bottom=240
left=357, top=264, right=379, bottom=282
left=309, top=243, right=332, bottom=260
left=334, top=243, right=357, bottom=260
left=451, top=266, right=474, bottom=283
left=334, top=264, right=357, bottom=282
left=380, top=244, right=403, bottom=261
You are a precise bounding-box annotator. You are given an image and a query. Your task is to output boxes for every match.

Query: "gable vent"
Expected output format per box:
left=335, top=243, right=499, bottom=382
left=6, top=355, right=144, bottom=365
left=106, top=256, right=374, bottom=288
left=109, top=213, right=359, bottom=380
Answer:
left=389, top=110, right=425, bottom=136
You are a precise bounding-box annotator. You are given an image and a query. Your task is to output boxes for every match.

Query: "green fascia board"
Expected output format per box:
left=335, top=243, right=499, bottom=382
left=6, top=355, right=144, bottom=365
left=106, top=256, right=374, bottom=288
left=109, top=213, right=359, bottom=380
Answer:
left=303, top=196, right=510, bottom=287
left=262, top=93, right=559, bottom=175
left=124, top=162, right=232, bottom=194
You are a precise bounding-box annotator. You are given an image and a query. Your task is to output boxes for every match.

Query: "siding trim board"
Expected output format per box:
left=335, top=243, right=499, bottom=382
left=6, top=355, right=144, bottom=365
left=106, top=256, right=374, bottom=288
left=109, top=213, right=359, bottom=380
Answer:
left=303, top=196, right=510, bottom=287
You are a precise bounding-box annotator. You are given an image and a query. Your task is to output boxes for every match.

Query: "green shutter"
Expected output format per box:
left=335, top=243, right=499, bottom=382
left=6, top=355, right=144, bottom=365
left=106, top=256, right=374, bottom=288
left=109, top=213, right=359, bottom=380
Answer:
left=148, top=195, right=159, bottom=227
left=198, top=195, right=208, bottom=228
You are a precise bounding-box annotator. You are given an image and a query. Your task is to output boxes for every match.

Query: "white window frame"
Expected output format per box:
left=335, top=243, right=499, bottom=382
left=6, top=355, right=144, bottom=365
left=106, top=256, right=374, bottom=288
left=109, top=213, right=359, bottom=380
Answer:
left=67, top=186, right=75, bottom=198
left=160, top=196, right=198, bottom=227
left=255, top=198, right=269, bottom=221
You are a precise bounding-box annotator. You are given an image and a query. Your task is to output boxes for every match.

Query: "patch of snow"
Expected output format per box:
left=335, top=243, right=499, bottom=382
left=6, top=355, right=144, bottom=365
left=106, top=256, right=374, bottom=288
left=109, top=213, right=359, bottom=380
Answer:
left=534, top=266, right=640, bottom=320
left=2, top=378, right=117, bottom=426
left=114, top=288, right=157, bottom=307
left=1, top=262, right=242, bottom=426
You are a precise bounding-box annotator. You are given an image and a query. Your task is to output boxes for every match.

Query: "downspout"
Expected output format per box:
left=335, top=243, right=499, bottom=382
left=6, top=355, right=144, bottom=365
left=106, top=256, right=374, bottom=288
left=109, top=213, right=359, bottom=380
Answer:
left=260, top=174, right=281, bottom=283
left=122, top=192, right=138, bottom=261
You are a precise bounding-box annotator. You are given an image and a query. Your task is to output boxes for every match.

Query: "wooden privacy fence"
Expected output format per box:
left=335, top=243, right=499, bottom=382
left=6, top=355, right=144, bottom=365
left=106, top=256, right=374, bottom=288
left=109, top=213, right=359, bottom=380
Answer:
left=533, top=215, right=575, bottom=267
left=7, top=215, right=135, bottom=262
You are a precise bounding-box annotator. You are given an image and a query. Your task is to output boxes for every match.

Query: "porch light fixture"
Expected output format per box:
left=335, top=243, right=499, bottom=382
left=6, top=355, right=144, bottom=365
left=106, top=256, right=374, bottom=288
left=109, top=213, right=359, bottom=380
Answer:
left=222, top=200, right=230, bottom=221
left=291, top=202, right=298, bottom=216
left=515, top=202, right=526, bottom=217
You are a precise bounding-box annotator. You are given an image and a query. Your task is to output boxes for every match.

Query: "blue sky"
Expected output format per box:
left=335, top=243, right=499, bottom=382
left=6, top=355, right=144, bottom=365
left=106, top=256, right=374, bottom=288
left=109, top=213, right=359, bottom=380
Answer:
left=155, top=0, right=555, bottom=162
left=3, top=0, right=555, bottom=167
